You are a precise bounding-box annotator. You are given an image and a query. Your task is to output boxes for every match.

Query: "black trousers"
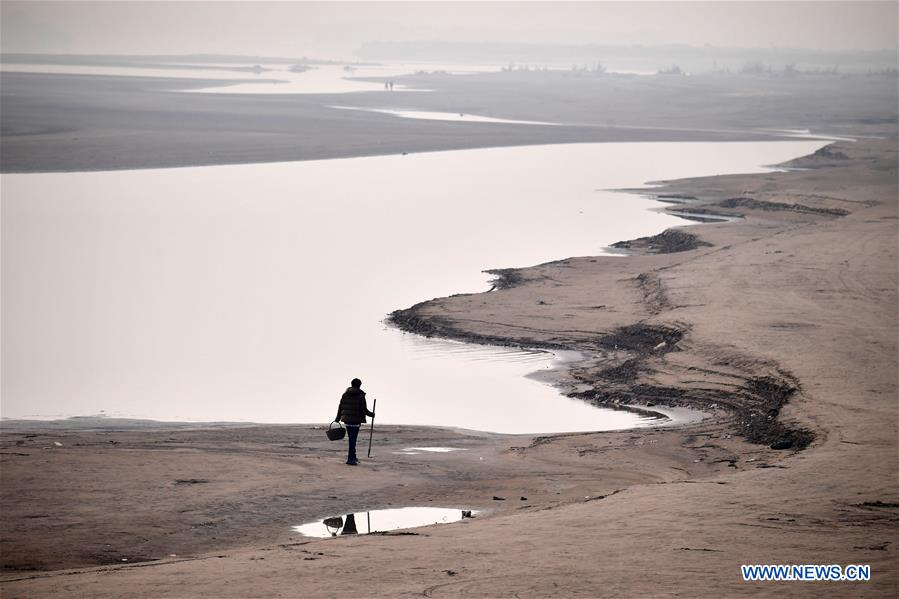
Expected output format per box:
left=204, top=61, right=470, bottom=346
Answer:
left=346, top=424, right=361, bottom=462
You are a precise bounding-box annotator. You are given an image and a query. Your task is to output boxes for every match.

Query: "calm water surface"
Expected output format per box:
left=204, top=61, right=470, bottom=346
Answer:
left=0, top=62, right=498, bottom=94
left=293, top=507, right=476, bottom=538
left=330, top=106, right=558, bottom=125
left=1, top=141, right=825, bottom=432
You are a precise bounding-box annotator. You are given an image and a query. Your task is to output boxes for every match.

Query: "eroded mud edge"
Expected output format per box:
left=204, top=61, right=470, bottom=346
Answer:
left=388, top=308, right=814, bottom=450
left=382, top=145, right=856, bottom=451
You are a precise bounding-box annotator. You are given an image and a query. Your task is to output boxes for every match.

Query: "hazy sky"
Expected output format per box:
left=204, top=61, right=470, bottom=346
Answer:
left=2, top=1, right=897, bottom=58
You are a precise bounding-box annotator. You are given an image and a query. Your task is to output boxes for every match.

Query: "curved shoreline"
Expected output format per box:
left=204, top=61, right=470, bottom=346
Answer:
left=2, top=138, right=896, bottom=596
left=389, top=268, right=809, bottom=449
left=386, top=144, right=850, bottom=451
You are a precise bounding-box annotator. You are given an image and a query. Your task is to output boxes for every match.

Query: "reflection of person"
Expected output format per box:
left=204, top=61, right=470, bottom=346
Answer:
left=335, top=378, right=375, bottom=465
left=341, top=513, right=358, bottom=535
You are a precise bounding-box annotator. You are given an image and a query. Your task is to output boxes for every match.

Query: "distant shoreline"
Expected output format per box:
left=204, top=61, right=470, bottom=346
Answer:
left=4, top=68, right=892, bottom=173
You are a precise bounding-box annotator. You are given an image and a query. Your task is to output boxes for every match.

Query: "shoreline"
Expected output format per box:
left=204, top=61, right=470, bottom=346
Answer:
left=0, top=382, right=705, bottom=435
left=2, top=138, right=896, bottom=596
left=4, top=68, right=895, bottom=173
left=1, top=122, right=799, bottom=175
left=386, top=140, right=871, bottom=452
left=389, top=271, right=809, bottom=450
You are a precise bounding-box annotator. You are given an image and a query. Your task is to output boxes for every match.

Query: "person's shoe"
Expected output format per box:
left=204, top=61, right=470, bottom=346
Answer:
left=346, top=460, right=358, bottom=465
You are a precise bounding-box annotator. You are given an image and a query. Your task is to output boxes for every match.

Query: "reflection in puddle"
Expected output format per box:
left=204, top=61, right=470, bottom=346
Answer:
left=394, top=447, right=469, bottom=455
left=294, top=507, right=477, bottom=537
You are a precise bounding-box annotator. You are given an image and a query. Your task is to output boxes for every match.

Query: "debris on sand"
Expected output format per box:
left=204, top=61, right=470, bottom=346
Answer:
left=718, top=197, right=849, bottom=217
left=598, top=358, right=642, bottom=383
left=770, top=439, right=793, bottom=450
left=596, top=323, right=684, bottom=355
left=611, top=229, right=712, bottom=254
left=811, top=145, right=850, bottom=161
left=484, top=268, right=524, bottom=290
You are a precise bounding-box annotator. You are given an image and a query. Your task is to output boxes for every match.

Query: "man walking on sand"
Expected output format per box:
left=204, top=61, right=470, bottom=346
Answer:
left=335, top=378, right=375, bottom=465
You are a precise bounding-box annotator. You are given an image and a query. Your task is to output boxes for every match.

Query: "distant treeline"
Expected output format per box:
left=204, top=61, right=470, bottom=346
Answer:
left=356, top=41, right=897, bottom=73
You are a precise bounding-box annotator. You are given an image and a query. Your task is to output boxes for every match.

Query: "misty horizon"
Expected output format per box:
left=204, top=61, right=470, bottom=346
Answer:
left=2, top=1, right=896, bottom=62
left=3, top=42, right=896, bottom=76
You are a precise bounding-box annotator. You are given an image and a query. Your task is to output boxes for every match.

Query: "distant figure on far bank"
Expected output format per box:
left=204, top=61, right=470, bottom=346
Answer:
left=335, top=378, right=375, bottom=465
left=384, top=81, right=389, bottom=91
left=389, top=80, right=394, bottom=91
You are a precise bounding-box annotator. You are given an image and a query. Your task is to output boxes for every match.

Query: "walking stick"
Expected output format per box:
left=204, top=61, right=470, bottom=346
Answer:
left=367, top=398, right=377, bottom=458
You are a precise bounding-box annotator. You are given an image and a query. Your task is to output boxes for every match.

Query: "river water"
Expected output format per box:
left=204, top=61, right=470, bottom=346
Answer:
left=0, top=61, right=500, bottom=94
left=1, top=140, right=825, bottom=432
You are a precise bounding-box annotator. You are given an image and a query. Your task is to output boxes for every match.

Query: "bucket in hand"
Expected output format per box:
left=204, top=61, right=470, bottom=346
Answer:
left=326, top=422, right=346, bottom=441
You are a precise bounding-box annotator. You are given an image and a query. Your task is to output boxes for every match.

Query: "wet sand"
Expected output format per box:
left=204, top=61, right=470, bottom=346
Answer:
left=3, top=69, right=896, bottom=172
left=1, top=138, right=896, bottom=596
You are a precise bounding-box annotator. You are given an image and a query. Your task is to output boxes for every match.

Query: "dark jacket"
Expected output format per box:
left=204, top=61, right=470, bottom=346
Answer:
left=336, top=387, right=374, bottom=425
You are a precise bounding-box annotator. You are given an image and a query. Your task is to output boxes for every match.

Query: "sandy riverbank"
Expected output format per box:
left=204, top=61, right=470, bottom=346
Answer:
left=1, top=138, right=896, bottom=597
left=2, top=69, right=896, bottom=172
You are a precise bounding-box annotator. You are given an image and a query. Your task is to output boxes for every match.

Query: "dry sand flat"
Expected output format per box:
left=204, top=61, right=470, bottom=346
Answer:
left=1, top=139, right=897, bottom=597
left=2, top=70, right=896, bottom=172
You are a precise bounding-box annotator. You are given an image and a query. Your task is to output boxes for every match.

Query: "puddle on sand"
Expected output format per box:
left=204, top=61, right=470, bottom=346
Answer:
left=293, top=507, right=477, bottom=538
left=394, top=447, right=468, bottom=455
